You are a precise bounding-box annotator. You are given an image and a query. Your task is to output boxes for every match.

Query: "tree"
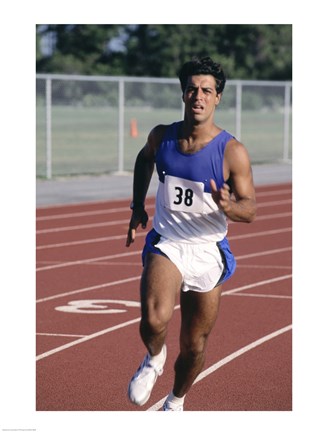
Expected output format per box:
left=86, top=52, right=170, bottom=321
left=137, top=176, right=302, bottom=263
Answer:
left=123, top=24, right=292, bottom=80
left=36, top=24, right=126, bottom=75
left=36, top=24, right=292, bottom=80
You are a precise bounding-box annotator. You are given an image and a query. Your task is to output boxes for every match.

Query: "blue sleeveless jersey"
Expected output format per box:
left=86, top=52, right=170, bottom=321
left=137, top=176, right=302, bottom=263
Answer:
left=155, top=121, right=233, bottom=191
left=152, top=121, right=235, bottom=243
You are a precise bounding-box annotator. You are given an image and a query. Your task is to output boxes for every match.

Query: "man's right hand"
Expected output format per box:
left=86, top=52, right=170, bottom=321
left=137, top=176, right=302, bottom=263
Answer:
left=125, top=208, right=149, bottom=247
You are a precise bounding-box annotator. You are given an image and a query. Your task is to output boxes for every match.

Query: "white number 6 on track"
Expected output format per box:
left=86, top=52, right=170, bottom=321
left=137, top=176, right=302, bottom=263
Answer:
left=55, top=299, right=140, bottom=314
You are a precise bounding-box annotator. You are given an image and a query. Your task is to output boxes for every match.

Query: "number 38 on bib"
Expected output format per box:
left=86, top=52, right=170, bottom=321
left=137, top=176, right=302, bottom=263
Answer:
left=164, top=175, right=205, bottom=213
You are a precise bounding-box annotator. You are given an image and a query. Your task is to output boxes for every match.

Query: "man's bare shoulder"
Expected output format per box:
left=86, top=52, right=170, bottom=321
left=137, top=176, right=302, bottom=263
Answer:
left=146, top=123, right=174, bottom=153
left=225, top=137, right=248, bottom=153
left=224, top=137, right=251, bottom=164
left=149, top=124, right=171, bottom=141
left=223, top=137, right=253, bottom=180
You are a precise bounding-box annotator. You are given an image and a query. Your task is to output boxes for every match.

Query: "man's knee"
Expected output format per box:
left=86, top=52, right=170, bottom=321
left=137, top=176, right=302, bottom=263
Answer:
left=141, top=303, right=173, bottom=335
left=180, top=332, right=209, bottom=359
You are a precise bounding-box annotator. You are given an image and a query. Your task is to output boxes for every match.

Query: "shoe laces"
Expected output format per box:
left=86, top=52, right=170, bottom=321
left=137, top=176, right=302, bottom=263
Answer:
left=134, top=354, right=163, bottom=381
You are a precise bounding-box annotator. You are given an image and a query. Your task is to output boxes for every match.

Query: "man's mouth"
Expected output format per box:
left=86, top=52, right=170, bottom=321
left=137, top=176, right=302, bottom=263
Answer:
left=192, top=104, right=204, bottom=113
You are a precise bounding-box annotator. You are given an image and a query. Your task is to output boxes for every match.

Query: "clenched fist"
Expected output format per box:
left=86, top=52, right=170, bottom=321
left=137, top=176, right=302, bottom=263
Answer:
left=210, top=179, right=232, bottom=214
left=126, top=207, right=149, bottom=247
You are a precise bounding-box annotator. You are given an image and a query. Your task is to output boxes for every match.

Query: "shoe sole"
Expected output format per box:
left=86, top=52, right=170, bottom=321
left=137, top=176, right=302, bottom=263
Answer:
left=127, top=376, right=157, bottom=406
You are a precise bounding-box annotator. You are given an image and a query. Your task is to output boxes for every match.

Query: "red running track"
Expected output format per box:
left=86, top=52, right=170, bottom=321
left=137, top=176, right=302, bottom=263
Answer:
left=36, top=183, right=292, bottom=411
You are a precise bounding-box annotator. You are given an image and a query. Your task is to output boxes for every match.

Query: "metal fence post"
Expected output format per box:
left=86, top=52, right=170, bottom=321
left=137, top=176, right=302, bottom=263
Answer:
left=118, top=79, right=125, bottom=173
left=235, top=81, right=242, bottom=141
left=45, top=77, right=52, bottom=179
left=283, top=83, right=291, bottom=162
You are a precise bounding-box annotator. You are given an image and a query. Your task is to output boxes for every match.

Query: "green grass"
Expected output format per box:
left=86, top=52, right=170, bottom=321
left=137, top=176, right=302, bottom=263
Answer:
left=36, top=105, right=292, bottom=177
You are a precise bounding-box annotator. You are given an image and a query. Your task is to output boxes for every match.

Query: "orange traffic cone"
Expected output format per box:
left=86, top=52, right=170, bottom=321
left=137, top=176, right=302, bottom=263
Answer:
left=130, top=118, right=138, bottom=138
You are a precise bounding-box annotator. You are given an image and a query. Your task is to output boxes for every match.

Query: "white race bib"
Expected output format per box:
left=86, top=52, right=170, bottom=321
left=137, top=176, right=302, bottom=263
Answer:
left=164, top=175, right=205, bottom=213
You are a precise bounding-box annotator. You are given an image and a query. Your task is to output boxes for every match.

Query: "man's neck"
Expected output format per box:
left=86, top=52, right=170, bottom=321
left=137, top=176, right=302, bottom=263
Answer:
left=177, top=120, right=222, bottom=153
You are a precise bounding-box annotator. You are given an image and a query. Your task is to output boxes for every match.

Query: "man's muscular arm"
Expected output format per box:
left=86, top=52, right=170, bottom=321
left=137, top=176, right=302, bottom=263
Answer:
left=210, top=139, right=256, bottom=223
left=126, top=125, right=166, bottom=247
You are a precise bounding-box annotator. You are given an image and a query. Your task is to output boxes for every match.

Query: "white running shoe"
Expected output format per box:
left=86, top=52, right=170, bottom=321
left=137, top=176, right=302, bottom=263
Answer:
left=128, top=345, right=166, bottom=406
left=162, top=398, right=184, bottom=411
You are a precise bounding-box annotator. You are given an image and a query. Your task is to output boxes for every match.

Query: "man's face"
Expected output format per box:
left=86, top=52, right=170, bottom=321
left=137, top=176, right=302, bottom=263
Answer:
left=182, top=74, right=221, bottom=123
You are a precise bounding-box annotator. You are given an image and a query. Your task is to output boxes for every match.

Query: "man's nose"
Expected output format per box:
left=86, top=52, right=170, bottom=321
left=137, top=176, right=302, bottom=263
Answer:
left=195, top=87, right=204, bottom=99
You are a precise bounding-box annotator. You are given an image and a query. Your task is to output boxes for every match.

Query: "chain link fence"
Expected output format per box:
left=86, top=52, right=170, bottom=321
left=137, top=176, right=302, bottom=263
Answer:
left=36, top=74, right=292, bottom=178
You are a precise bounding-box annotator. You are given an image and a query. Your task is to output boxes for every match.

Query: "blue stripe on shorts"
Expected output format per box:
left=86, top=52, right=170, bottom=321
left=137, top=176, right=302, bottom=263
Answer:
left=141, top=228, right=166, bottom=266
left=216, top=237, right=236, bottom=285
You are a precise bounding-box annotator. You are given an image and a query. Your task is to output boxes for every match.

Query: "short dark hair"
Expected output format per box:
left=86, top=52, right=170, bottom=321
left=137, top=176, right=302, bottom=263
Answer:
left=178, top=56, right=226, bottom=94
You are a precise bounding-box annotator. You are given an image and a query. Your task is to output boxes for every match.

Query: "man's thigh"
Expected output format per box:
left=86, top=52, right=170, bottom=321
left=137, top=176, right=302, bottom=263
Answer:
left=140, top=252, right=182, bottom=322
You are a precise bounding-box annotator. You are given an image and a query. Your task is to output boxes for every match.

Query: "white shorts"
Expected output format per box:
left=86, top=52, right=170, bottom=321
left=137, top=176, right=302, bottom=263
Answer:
left=142, top=229, right=236, bottom=293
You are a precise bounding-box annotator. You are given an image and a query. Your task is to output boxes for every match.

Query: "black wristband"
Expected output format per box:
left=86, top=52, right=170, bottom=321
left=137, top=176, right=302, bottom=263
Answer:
left=130, top=201, right=145, bottom=210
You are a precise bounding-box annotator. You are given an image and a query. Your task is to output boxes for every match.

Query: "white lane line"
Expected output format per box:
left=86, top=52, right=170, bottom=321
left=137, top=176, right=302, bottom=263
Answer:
left=36, top=317, right=142, bottom=361
left=236, top=247, right=291, bottom=261
left=256, top=188, right=291, bottom=197
left=36, top=207, right=291, bottom=235
left=229, top=293, right=292, bottom=299
left=36, top=232, right=147, bottom=250
left=36, top=276, right=141, bottom=303
left=257, top=199, right=291, bottom=208
left=238, top=264, right=292, bottom=269
left=36, top=250, right=140, bottom=272
left=37, top=273, right=291, bottom=304
left=230, top=227, right=291, bottom=241
left=229, top=211, right=291, bottom=223
left=37, top=227, right=291, bottom=251
left=36, top=218, right=133, bottom=234
left=35, top=190, right=291, bottom=222
left=147, top=324, right=292, bottom=411
left=36, top=333, right=87, bottom=338
left=36, top=204, right=155, bottom=221
left=36, top=237, right=291, bottom=272
left=36, top=275, right=291, bottom=360
left=223, top=274, right=292, bottom=296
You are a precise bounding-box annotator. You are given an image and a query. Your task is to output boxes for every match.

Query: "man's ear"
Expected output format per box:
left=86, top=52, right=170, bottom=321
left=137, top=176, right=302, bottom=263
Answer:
left=215, top=92, right=222, bottom=106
